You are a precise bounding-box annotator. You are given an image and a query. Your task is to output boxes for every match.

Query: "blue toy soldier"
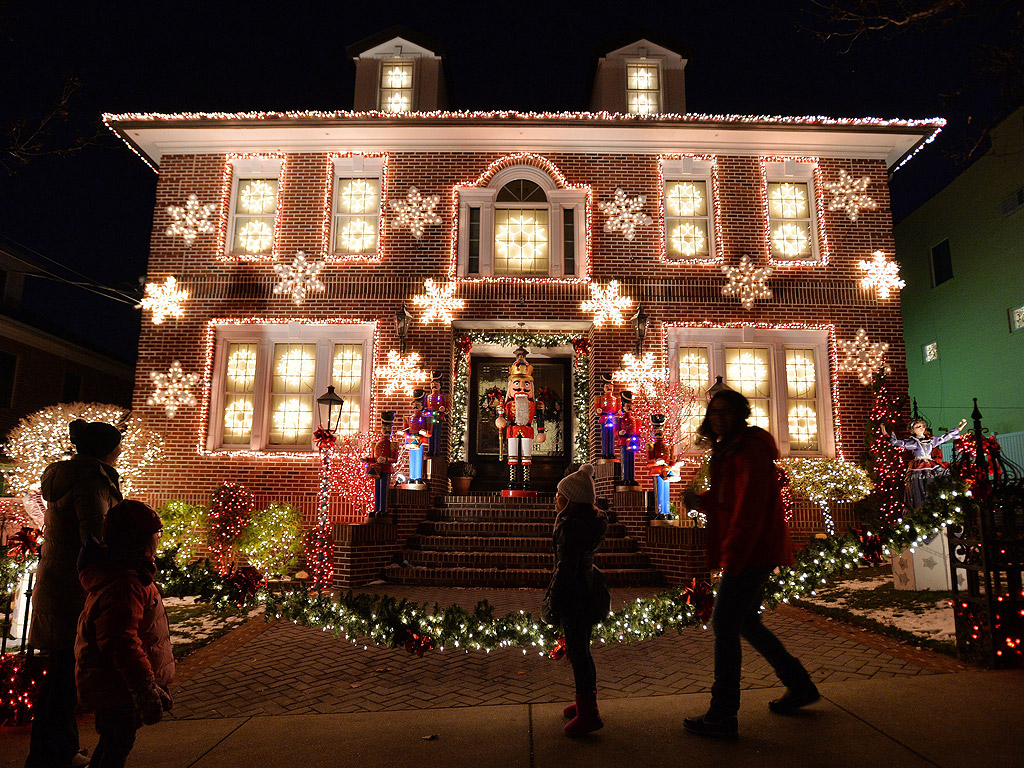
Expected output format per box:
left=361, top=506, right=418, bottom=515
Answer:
left=594, top=373, right=619, bottom=461
left=403, top=388, right=431, bottom=488
left=363, top=411, right=398, bottom=517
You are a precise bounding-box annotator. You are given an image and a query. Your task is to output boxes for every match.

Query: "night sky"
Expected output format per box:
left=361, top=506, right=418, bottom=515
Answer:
left=0, top=0, right=1011, bottom=362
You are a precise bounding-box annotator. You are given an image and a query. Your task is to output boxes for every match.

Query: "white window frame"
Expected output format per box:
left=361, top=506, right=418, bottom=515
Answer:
left=625, top=58, right=662, bottom=115
left=764, top=160, right=822, bottom=264
left=225, top=157, right=283, bottom=259
left=455, top=165, right=587, bottom=279
left=329, top=156, right=384, bottom=258
left=667, top=326, right=836, bottom=457
left=207, top=322, right=374, bottom=453
left=378, top=58, right=416, bottom=113
left=662, top=157, right=717, bottom=262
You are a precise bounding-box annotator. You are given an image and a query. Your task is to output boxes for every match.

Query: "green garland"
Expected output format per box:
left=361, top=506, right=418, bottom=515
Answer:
left=449, top=331, right=589, bottom=464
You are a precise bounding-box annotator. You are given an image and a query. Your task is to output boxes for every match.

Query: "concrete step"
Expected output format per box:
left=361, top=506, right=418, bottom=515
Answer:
left=427, top=506, right=557, bottom=523
left=405, top=534, right=639, bottom=554
left=398, top=549, right=652, bottom=571
left=382, top=564, right=663, bottom=589
left=416, top=520, right=629, bottom=538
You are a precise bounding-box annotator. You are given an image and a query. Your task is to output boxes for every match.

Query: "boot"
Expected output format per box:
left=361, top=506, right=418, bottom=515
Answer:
left=509, top=463, right=517, bottom=490
left=522, top=464, right=531, bottom=490
left=563, top=702, right=577, bottom=719
left=564, top=691, right=603, bottom=737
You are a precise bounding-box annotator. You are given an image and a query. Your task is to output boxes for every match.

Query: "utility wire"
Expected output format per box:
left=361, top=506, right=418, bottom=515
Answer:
left=27, top=273, right=140, bottom=307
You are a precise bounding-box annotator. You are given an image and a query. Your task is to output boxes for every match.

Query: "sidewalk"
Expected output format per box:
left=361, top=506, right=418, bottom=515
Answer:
left=3, top=587, right=1021, bottom=767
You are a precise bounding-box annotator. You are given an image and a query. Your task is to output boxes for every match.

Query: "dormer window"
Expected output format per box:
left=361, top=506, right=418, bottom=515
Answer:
left=626, top=60, right=661, bottom=114
left=379, top=60, right=414, bottom=112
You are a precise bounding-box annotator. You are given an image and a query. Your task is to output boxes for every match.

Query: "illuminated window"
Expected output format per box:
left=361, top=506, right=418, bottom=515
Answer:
left=767, top=181, right=812, bottom=260
left=207, top=324, right=373, bottom=452
left=664, top=179, right=711, bottom=259
left=225, top=157, right=283, bottom=258
left=668, top=328, right=834, bottom=456
left=626, top=61, right=661, bottom=114
left=677, top=346, right=709, bottom=446
left=923, top=341, right=939, bottom=363
left=334, top=178, right=380, bottom=255
left=379, top=60, right=414, bottom=113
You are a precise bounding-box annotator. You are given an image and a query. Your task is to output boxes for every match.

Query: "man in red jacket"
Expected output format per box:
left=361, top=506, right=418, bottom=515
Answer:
left=683, top=389, right=819, bottom=739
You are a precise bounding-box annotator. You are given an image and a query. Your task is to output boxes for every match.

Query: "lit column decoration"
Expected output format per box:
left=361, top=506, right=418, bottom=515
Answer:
left=273, top=250, right=325, bottom=305
left=599, top=188, right=652, bottom=240
left=613, top=352, right=665, bottom=398
left=389, top=186, right=442, bottom=239
left=376, top=350, right=431, bottom=398
left=138, top=276, right=188, bottom=324
left=411, top=279, right=464, bottom=324
left=306, top=386, right=344, bottom=591
left=838, top=328, right=891, bottom=385
left=165, top=193, right=217, bottom=246
left=721, top=255, right=773, bottom=309
left=858, top=250, right=906, bottom=300
left=580, top=280, right=633, bottom=326
left=826, top=169, right=877, bottom=222
left=147, top=360, right=200, bottom=418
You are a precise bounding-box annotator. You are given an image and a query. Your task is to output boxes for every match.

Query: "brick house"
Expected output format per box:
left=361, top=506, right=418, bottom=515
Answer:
left=104, top=32, right=942, bottom=588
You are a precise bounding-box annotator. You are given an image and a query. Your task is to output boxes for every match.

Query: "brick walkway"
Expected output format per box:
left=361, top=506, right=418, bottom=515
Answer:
left=167, top=585, right=967, bottom=720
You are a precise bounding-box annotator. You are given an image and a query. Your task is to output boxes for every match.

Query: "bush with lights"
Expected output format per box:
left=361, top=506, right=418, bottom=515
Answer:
left=238, top=502, right=303, bottom=579
left=157, top=500, right=208, bottom=566
left=207, top=483, right=255, bottom=576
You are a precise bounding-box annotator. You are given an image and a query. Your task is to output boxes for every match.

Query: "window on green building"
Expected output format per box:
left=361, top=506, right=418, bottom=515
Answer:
left=930, top=239, right=953, bottom=286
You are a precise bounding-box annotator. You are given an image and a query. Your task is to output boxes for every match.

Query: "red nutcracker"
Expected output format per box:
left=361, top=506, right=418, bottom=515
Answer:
left=494, top=347, right=546, bottom=496
left=648, top=413, right=682, bottom=519
left=615, top=390, right=640, bottom=488
left=402, top=388, right=431, bottom=489
left=594, top=373, right=619, bottom=460
left=424, top=370, right=448, bottom=457
left=363, top=411, right=398, bottom=517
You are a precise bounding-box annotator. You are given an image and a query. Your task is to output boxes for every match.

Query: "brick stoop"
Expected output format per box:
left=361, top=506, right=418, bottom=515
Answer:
left=383, top=492, right=663, bottom=588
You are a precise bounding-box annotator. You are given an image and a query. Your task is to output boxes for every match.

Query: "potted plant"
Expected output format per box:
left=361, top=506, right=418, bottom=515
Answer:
left=447, top=461, right=477, bottom=495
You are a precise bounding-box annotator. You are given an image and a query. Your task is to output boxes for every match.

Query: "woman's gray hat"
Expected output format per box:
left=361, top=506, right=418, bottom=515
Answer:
left=556, top=463, right=596, bottom=504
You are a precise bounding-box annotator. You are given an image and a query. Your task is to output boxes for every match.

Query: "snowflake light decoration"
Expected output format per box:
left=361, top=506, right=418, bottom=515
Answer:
left=412, top=279, right=464, bottom=324
left=389, top=186, right=442, bottom=239
left=599, top=188, right=653, bottom=240
left=858, top=250, right=906, bottom=300
left=580, top=280, right=634, bottom=327
left=721, top=255, right=773, bottom=310
left=147, top=360, right=199, bottom=418
left=273, top=250, right=325, bottom=305
left=838, top=328, right=891, bottom=385
left=612, top=352, right=666, bottom=398
left=826, top=169, right=877, bottom=222
left=165, top=193, right=217, bottom=246
left=375, top=350, right=431, bottom=398
left=138, top=276, right=188, bottom=324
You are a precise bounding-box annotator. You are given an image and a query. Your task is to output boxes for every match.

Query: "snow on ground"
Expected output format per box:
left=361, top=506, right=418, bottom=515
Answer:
left=164, top=596, right=263, bottom=653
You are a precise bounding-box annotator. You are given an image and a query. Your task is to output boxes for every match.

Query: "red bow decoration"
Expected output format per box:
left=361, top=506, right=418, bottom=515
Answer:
left=851, top=525, right=885, bottom=565
left=314, top=427, right=337, bottom=452
left=226, top=565, right=267, bottom=603
left=404, top=630, right=435, bottom=658
left=455, top=335, right=473, bottom=357
left=571, top=337, right=591, bottom=358
left=6, top=527, right=42, bottom=560
left=682, top=578, right=714, bottom=624
left=548, top=635, right=567, bottom=660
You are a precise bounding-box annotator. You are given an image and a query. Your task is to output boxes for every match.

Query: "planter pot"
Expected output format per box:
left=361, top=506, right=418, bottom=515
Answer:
left=451, top=477, right=473, bottom=495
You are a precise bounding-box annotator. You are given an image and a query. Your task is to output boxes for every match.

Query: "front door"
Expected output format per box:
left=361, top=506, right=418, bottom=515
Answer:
left=469, top=356, right=572, bottom=492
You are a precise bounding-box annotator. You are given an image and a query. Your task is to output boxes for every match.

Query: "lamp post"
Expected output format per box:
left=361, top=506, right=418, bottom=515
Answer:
left=310, top=385, right=344, bottom=590
left=631, top=305, right=649, bottom=357
left=395, top=304, right=411, bottom=354
left=706, top=375, right=729, bottom=402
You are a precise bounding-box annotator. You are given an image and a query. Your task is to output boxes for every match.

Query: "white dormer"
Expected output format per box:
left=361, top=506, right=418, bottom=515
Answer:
left=348, top=28, right=448, bottom=112
left=590, top=38, right=689, bottom=115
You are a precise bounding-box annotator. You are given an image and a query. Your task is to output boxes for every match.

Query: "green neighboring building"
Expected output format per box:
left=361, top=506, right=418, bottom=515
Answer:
left=895, top=108, right=1024, bottom=437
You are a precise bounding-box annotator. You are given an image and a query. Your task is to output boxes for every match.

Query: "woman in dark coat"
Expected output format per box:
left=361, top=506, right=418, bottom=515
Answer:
left=26, top=419, right=123, bottom=768
left=542, top=463, right=609, bottom=737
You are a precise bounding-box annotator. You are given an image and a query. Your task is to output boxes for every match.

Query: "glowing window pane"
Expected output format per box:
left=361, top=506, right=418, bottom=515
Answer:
left=678, top=347, right=709, bottom=445
left=383, top=63, right=413, bottom=88
left=272, top=344, right=316, bottom=394
left=768, top=182, right=808, bottom=219
left=767, top=180, right=815, bottom=261
left=785, top=348, right=818, bottom=451
left=668, top=221, right=708, bottom=257
left=494, top=208, right=548, bottom=276
left=379, top=61, right=413, bottom=113
left=223, top=395, right=254, bottom=442
left=666, top=181, right=706, bottom=217
left=772, top=222, right=811, bottom=258
left=725, top=347, right=771, bottom=433
left=331, top=344, right=362, bottom=435
left=626, top=63, right=661, bottom=114
left=337, top=178, right=379, bottom=214
left=233, top=218, right=274, bottom=254
left=268, top=396, right=314, bottom=445
left=665, top=179, right=711, bottom=259
left=334, top=176, right=380, bottom=254
left=236, top=178, right=278, bottom=215
left=270, top=344, right=315, bottom=444
left=226, top=343, right=258, bottom=393
left=222, top=342, right=258, bottom=444
left=785, top=350, right=817, bottom=399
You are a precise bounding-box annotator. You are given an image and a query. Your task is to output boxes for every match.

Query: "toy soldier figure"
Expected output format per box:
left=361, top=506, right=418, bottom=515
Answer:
left=615, top=390, right=639, bottom=488
left=494, top=347, right=546, bottom=497
left=402, top=388, right=431, bottom=489
left=594, top=373, right=619, bottom=461
left=363, top=411, right=398, bottom=517
left=424, top=370, right=448, bottom=458
left=648, top=413, right=682, bottom=519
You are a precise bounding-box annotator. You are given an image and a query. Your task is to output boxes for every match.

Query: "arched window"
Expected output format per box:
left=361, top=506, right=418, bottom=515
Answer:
left=455, top=165, right=587, bottom=279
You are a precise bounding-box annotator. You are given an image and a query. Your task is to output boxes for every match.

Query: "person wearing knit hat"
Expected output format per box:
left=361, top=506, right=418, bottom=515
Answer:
left=76, top=498, right=174, bottom=767
left=542, top=463, right=610, bottom=738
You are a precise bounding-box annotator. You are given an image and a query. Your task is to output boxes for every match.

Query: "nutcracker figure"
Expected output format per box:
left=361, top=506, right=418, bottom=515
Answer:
left=648, top=413, right=682, bottom=519
left=424, top=370, right=448, bottom=458
left=363, top=411, right=399, bottom=517
left=494, top=347, right=546, bottom=497
left=594, top=373, right=619, bottom=461
left=402, top=388, right=431, bottom=489
left=615, top=390, right=640, bottom=488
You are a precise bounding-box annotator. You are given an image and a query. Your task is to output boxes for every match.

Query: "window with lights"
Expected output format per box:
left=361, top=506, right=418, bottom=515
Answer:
left=662, top=157, right=717, bottom=261
left=330, top=156, right=384, bottom=258
left=225, top=158, right=282, bottom=258
left=455, top=166, right=587, bottom=280
left=379, top=60, right=414, bottom=113
left=626, top=60, right=661, bottom=114
left=209, top=323, right=373, bottom=452
left=763, top=160, right=823, bottom=263
left=668, top=327, right=835, bottom=456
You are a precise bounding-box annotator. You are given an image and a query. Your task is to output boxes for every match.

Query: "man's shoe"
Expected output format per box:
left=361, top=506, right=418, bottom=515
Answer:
left=768, top=685, right=820, bottom=714
left=683, top=713, right=738, bottom=739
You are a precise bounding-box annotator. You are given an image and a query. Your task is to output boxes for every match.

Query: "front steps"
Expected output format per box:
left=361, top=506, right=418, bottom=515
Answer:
left=383, top=493, right=663, bottom=588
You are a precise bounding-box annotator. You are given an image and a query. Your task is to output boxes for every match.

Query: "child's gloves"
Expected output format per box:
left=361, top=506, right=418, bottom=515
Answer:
left=158, top=685, right=174, bottom=712
left=132, top=677, right=165, bottom=725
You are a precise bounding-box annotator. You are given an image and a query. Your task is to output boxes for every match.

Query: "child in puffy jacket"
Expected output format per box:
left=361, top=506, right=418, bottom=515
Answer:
left=75, top=500, right=174, bottom=768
